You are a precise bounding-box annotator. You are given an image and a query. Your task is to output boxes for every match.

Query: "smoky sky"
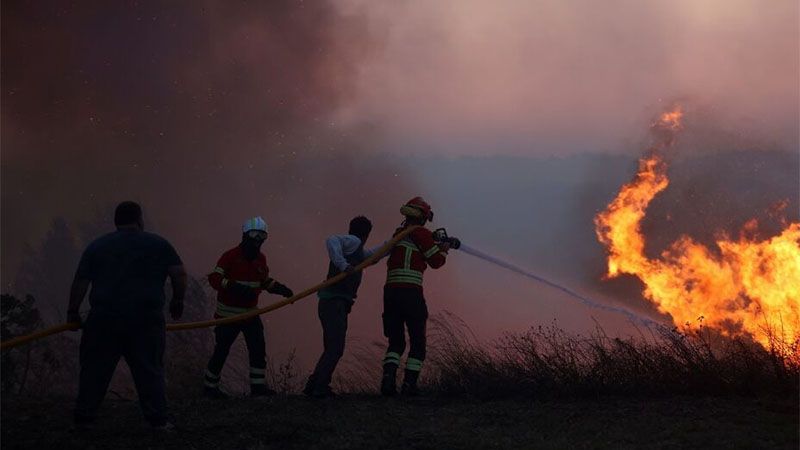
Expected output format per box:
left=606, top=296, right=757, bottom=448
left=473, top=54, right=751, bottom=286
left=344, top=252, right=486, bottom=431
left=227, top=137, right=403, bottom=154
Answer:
left=336, top=0, right=799, bottom=156
left=1, top=0, right=428, bottom=367
left=2, top=0, right=406, bottom=274
left=2, top=1, right=798, bottom=370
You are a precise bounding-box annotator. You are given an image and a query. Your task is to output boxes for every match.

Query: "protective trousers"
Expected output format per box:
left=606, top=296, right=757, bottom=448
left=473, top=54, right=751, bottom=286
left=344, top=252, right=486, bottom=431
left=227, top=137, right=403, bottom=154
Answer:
left=382, top=286, right=428, bottom=374
left=205, top=318, right=267, bottom=390
left=307, top=296, right=352, bottom=393
left=75, top=313, right=167, bottom=426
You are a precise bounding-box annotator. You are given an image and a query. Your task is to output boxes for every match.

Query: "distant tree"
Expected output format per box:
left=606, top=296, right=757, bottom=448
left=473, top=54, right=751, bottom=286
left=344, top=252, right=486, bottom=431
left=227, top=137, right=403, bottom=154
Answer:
left=14, top=218, right=80, bottom=323
left=74, top=205, right=115, bottom=249
left=0, top=294, right=62, bottom=394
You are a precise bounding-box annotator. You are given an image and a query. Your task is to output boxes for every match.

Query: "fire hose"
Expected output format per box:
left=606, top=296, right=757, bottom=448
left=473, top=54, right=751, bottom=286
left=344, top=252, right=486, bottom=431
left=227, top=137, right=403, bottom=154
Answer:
left=0, top=226, right=420, bottom=351
left=1, top=225, right=658, bottom=351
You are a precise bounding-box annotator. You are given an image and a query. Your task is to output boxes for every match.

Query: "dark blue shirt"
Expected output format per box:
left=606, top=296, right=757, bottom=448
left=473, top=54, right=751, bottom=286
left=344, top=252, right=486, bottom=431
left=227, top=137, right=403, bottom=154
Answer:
left=75, top=230, right=182, bottom=316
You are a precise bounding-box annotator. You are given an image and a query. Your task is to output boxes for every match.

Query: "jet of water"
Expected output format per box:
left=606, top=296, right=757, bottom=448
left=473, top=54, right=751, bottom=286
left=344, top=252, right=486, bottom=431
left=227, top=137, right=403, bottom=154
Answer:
left=457, top=243, right=662, bottom=328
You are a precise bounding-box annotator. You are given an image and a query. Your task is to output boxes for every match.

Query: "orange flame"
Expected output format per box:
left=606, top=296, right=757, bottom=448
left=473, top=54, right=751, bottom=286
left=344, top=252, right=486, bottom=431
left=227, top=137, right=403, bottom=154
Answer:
left=655, top=106, right=684, bottom=131
left=595, top=106, right=800, bottom=350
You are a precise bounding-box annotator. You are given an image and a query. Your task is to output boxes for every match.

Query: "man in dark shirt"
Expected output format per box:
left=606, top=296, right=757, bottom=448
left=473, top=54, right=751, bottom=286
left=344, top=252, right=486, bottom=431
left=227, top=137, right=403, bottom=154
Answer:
left=67, top=201, right=187, bottom=430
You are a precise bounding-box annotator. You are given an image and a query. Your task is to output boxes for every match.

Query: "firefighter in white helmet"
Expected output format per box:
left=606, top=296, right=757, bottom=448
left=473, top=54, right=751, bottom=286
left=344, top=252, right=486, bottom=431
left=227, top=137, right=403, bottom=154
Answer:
left=203, top=216, right=294, bottom=397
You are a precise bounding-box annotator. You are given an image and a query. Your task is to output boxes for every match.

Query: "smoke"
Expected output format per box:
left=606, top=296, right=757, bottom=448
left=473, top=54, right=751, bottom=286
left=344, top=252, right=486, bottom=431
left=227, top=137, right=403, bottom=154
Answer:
left=1, top=1, right=400, bottom=273
left=1, top=1, right=427, bottom=367
left=336, top=0, right=799, bottom=156
left=3, top=1, right=798, bottom=368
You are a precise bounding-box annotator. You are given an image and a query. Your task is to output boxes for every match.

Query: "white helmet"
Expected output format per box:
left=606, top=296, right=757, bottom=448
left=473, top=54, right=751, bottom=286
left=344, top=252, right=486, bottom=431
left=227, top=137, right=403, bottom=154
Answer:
left=242, top=216, right=268, bottom=233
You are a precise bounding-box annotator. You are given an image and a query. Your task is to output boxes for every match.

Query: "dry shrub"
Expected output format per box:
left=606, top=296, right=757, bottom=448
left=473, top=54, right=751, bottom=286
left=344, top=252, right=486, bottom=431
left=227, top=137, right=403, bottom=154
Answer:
left=425, top=312, right=799, bottom=398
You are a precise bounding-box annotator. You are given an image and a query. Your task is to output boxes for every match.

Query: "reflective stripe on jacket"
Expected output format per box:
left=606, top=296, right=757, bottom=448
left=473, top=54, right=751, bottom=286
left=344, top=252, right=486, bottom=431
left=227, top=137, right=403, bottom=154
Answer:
left=208, top=245, right=271, bottom=318
left=385, top=226, right=447, bottom=290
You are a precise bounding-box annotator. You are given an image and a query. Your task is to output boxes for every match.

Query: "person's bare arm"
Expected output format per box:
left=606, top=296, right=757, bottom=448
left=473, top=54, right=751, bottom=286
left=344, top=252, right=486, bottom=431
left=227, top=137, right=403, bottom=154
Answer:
left=67, top=279, right=90, bottom=325
left=168, top=264, right=188, bottom=320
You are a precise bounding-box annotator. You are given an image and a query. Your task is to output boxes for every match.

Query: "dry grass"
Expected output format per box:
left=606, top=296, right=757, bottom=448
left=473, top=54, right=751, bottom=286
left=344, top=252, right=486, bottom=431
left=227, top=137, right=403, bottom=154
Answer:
left=423, top=312, right=799, bottom=399
left=2, top=312, right=798, bottom=449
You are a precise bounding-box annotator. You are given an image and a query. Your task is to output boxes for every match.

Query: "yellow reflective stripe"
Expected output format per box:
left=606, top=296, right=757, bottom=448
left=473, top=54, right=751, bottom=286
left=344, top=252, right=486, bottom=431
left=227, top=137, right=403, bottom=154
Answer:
left=383, top=352, right=401, bottom=365
left=250, top=378, right=266, bottom=385
left=387, top=269, right=422, bottom=280
left=204, top=369, right=221, bottom=387
left=233, top=280, right=261, bottom=288
left=396, top=241, right=418, bottom=252
left=388, top=239, right=422, bottom=285
left=424, top=245, right=441, bottom=259
left=213, top=266, right=226, bottom=275
left=221, top=278, right=229, bottom=288
left=386, top=276, right=423, bottom=285
left=406, top=357, right=424, bottom=371
left=249, top=367, right=266, bottom=375
left=387, top=268, right=423, bottom=285
left=215, top=302, right=255, bottom=317
left=403, top=245, right=412, bottom=269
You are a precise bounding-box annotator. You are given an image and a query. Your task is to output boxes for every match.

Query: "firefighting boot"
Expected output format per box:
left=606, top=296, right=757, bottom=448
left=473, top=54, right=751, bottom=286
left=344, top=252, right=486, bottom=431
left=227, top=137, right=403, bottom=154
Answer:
left=401, top=369, right=420, bottom=396
left=380, top=364, right=398, bottom=396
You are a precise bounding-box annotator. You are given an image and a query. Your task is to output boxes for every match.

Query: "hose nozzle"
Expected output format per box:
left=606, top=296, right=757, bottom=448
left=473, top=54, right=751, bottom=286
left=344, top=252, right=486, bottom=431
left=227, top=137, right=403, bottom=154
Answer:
left=432, top=228, right=461, bottom=250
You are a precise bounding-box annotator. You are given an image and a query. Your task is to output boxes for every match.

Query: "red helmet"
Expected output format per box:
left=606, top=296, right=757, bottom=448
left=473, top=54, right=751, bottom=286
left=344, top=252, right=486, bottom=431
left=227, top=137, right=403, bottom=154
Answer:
left=400, top=196, right=434, bottom=222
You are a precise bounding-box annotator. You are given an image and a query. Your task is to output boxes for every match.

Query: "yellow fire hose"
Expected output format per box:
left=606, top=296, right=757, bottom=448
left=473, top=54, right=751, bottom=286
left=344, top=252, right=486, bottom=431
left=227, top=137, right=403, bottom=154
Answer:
left=0, top=226, right=418, bottom=351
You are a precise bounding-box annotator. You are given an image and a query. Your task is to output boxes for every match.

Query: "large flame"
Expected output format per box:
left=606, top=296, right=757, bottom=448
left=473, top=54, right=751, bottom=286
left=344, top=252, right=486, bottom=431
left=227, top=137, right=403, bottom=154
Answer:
left=595, top=106, right=800, bottom=349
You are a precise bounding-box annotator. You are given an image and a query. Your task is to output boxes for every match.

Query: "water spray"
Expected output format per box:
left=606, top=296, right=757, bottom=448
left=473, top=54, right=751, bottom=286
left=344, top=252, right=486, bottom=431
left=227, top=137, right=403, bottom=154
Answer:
left=434, top=230, right=660, bottom=327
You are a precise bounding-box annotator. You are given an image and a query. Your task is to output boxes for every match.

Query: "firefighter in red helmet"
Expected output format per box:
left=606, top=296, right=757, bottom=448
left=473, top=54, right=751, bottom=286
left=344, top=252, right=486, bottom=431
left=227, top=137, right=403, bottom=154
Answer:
left=380, top=197, right=450, bottom=396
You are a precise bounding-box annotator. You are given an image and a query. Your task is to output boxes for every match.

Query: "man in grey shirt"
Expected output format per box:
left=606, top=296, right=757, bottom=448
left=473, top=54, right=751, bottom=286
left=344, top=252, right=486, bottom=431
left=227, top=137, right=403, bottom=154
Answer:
left=303, top=216, right=384, bottom=398
left=67, top=201, right=187, bottom=429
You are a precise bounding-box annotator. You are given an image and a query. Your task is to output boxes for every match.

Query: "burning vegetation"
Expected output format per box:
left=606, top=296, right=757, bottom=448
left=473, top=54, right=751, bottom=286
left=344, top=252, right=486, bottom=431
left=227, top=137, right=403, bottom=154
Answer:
left=595, top=105, right=800, bottom=354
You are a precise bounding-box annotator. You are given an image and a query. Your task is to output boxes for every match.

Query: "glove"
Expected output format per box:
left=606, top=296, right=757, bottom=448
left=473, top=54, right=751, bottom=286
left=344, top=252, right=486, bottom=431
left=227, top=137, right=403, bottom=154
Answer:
left=268, top=281, right=294, bottom=298
left=228, top=282, right=258, bottom=300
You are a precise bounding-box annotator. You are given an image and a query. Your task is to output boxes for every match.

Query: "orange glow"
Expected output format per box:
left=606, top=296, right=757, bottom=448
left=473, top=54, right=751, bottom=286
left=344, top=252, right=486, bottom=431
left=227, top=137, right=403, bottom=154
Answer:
left=655, top=107, right=684, bottom=131
left=595, top=106, right=800, bottom=351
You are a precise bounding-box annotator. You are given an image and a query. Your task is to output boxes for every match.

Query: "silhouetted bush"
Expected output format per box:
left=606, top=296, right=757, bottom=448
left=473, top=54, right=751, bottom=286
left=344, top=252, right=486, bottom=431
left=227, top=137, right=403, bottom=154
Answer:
left=424, top=312, right=799, bottom=398
left=1, top=294, right=78, bottom=396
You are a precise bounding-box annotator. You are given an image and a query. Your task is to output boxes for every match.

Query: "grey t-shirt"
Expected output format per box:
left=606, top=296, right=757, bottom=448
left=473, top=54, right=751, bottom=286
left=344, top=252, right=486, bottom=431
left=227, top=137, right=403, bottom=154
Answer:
left=75, top=230, right=182, bottom=316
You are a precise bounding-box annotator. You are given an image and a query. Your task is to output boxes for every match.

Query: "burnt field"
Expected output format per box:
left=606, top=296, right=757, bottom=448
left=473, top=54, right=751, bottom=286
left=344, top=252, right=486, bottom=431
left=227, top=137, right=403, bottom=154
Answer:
left=2, top=394, right=797, bottom=449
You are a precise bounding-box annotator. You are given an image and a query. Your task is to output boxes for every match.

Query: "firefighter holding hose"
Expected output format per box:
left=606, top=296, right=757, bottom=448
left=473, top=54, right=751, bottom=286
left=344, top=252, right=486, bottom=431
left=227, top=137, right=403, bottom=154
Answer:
left=203, top=217, right=294, bottom=398
left=381, top=197, right=457, bottom=396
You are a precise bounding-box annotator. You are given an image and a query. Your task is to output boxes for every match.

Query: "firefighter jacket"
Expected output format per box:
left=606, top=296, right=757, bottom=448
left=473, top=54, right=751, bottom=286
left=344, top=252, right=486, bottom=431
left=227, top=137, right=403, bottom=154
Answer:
left=208, top=245, right=276, bottom=318
left=385, top=226, right=447, bottom=290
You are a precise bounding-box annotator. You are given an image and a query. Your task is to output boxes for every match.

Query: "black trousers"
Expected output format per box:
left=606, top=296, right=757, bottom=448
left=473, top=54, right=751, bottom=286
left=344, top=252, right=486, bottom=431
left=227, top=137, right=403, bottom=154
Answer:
left=75, top=312, right=166, bottom=426
left=309, top=296, right=352, bottom=390
left=383, top=287, right=428, bottom=366
left=206, top=318, right=266, bottom=387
